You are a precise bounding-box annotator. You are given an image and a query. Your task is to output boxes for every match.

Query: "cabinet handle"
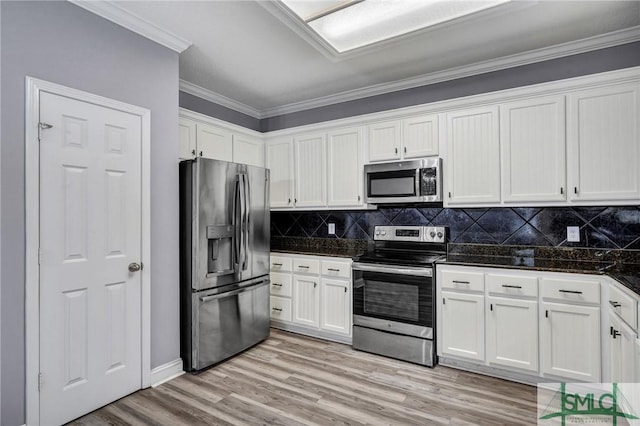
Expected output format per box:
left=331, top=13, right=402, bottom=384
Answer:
left=395, top=147, right=398, bottom=154
left=288, top=198, right=291, bottom=204
left=298, top=265, right=310, bottom=269
left=344, top=286, right=347, bottom=293
left=272, top=307, right=282, bottom=312
left=545, top=310, right=548, bottom=318
left=452, top=280, right=470, bottom=284
left=443, top=298, right=445, bottom=305
left=501, top=284, right=522, bottom=289
left=272, top=283, right=283, bottom=287
left=560, top=187, right=564, bottom=194
left=574, top=187, right=578, bottom=194
left=610, top=301, right=621, bottom=308
left=490, top=303, right=493, bottom=311
left=404, top=147, right=407, bottom=154
left=327, top=268, right=340, bottom=272
left=191, top=149, right=196, bottom=156
left=358, top=195, right=361, bottom=202
left=558, top=289, right=582, bottom=294
left=199, top=151, right=203, bottom=157
left=612, top=329, right=621, bottom=339
left=313, top=282, right=317, bottom=288
left=294, top=198, right=297, bottom=204
left=272, top=262, right=283, bottom=266
left=448, top=192, right=452, bottom=198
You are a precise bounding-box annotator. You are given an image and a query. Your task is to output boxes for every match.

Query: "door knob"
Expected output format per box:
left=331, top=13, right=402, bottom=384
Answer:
left=128, top=262, right=142, bottom=272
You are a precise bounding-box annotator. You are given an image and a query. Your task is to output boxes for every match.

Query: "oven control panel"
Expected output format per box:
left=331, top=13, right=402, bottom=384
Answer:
left=373, top=225, right=447, bottom=243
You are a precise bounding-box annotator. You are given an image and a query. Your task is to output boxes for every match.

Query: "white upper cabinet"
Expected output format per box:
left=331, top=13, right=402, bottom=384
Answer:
left=446, top=106, right=501, bottom=204
left=294, top=132, right=326, bottom=207
left=368, top=114, right=439, bottom=162
left=197, top=122, right=233, bottom=161
left=501, top=96, right=566, bottom=202
left=368, top=120, right=401, bottom=162
left=327, top=126, right=364, bottom=207
left=266, top=137, right=294, bottom=209
left=402, top=114, right=439, bottom=158
left=179, top=117, right=196, bottom=160
left=233, top=133, right=264, bottom=167
left=567, top=83, right=640, bottom=201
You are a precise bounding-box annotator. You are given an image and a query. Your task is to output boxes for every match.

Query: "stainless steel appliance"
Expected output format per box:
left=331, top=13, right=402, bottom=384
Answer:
left=180, top=158, right=270, bottom=372
left=352, top=225, right=447, bottom=367
left=364, top=157, right=442, bottom=204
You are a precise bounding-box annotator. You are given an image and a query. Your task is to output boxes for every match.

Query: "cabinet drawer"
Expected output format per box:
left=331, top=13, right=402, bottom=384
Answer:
left=540, top=277, right=600, bottom=304
left=293, top=258, right=320, bottom=275
left=609, top=282, right=638, bottom=331
left=487, top=274, right=538, bottom=298
left=440, top=269, right=484, bottom=292
left=270, top=296, right=292, bottom=322
left=270, top=255, right=292, bottom=272
left=270, top=272, right=292, bottom=297
left=322, top=260, right=351, bottom=278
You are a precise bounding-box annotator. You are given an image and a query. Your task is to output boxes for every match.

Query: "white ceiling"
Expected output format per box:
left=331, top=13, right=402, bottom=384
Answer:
left=86, top=1, right=640, bottom=118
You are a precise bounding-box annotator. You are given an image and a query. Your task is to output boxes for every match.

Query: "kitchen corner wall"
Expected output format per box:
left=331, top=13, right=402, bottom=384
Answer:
left=1, top=2, right=180, bottom=424
left=272, top=206, right=640, bottom=250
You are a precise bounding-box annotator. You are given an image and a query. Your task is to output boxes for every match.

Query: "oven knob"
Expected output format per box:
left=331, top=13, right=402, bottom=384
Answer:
left=381, top=230, right=387, bottom=236
left=437, top=231, right=444, bottom=239
left=430, top=231, right=436, bottom=238
left=375, top=230, right=380, bottom=236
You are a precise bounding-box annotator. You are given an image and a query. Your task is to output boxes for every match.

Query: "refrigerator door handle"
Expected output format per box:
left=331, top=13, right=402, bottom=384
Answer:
left=233, top=174, right=242, bottom=271
left=242, top=174, right=250, bottom=271
left=239, top=173, right=248, bottom=271
left=199, top=278, right=269, bottom=302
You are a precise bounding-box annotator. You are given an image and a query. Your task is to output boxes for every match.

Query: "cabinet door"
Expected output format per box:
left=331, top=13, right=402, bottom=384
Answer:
left=368, top=121, right=401, bottom=162
left=266, top=138, right=294, bottom=208
left=568, top=83, right=640, bottom=201
left=501, top=96, right=566, bottom=202
left=440, top=291, right=485, bottom=361
left=486, top=296, right=538, bottom=372
left=294, top=133, right=326, bottom=207
left=292, top=275, right=320, bottom=328
left=540, top=302, right=601, bottom=382
left=320, top=278, right=351, bottom=335
left=610, top=312, right=637, bottom=383
left=196, top=122, right=233, bottom=161
left=327, top=127, right=364, bottom=207
left=179, top=118, right=196, bottom=160
left=446, top=106, right=500, bottom=204
left=402, top=114, right=439, bottom=158
left=233, top=134, right=264, bottom=167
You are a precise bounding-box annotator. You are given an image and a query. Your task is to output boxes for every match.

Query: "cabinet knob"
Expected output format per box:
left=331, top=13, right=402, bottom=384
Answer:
left=288, top=198, right=291, bottom=204
left=199, top=151, right=203, bottom=157
left=404, top=147, right=407, bottom=153
left=395, top=147, right=398, bottom=154
left=357, top=195, right=361, bottom=201
left=448, top=192, right=452, bottom=198
left=574, top=187, right=578, bottom=194
left=560, top=187, right=564, bottom=194
left=191, top=149, right=196, bottom=156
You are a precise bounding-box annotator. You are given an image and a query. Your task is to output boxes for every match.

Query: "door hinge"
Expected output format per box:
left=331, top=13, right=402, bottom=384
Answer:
left=38, top=122, right=53, bottom=141
left=38, top=372, right=43, bottom=391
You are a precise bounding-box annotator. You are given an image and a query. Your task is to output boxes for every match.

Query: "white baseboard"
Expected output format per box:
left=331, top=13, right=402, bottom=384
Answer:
left=150, top=358, right=184, bottom=387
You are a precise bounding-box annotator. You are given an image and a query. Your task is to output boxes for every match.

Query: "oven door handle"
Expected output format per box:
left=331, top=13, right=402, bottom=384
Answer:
left=352, top=262, right=433, bottom=277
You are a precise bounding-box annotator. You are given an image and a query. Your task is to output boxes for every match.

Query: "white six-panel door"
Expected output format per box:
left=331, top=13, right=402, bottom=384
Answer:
left=39, top=92, right=143, bottom=425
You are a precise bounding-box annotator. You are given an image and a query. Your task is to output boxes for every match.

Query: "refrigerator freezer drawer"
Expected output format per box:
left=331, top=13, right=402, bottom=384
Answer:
left=189, top=278, right=270, bottom=371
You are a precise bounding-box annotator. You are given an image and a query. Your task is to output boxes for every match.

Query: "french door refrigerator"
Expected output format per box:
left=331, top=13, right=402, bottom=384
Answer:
left=179, top=158, right=270, bottom=372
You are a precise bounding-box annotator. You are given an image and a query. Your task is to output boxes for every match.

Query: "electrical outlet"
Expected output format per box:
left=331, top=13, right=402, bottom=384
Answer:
left=567, top=226, right=580, bottom=242
left=328, top=223, right=335, bottom=235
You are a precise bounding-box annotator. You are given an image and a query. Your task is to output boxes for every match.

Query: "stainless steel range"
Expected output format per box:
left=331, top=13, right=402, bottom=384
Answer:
left=352, top=225, right=447, bottom=367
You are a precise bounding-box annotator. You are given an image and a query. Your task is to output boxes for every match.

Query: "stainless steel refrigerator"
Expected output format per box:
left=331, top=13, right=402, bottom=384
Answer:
left=180, top=158, right=270, bottom=372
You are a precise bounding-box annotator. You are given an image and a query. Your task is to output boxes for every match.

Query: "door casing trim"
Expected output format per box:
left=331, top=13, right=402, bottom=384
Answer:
left=25, top=76, right=152, bottom=425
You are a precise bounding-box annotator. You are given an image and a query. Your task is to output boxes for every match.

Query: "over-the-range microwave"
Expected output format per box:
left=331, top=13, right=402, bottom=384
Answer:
left=364, top=157, right=442, bottom=204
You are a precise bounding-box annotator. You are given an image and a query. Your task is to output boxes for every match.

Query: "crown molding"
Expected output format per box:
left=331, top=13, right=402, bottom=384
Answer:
left=179, top=80, right=262, bottom=119
left=68, top=0, right=192, bottom=53
left=260, top=26, right=640, bottom=118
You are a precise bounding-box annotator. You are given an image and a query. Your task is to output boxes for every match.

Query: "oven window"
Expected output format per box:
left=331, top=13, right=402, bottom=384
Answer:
left=368, top=170, right=416, bottom=197
left=364, top=280, right=418, bottom=321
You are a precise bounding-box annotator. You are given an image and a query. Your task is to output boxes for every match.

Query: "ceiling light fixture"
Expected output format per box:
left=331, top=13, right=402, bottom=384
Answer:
left=281, top=0, right=511, bottom=53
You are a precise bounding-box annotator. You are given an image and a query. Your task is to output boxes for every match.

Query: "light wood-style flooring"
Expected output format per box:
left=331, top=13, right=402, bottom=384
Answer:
left=69, top=329, right=537, bottom=425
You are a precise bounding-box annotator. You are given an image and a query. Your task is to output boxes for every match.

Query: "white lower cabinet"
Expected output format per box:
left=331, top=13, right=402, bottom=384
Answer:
left=441, top=291, right=485, bottom=361
left=609, top=312, right=636, bottom=383
left=540, top=301, right=601, bottom=382
left=487, top=296, right=538, bottom=372
left=437, top=265, right=606, bottom=384
left=270, top=253, right=352, bottom=342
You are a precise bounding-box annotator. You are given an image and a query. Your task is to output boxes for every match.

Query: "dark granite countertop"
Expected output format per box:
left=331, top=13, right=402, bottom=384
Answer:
left=444, top=243, right=640, bottom=296
left=270, top=236, right=368, bottom=259
left=271, top=247, right=363, bottom=258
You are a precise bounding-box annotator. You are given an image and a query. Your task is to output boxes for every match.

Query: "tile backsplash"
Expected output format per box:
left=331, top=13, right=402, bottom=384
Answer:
left=271, top=206, right=640, bottom=249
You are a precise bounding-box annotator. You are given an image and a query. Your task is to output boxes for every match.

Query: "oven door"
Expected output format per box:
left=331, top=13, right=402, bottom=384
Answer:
left=352, top=262, right=433, bottom=338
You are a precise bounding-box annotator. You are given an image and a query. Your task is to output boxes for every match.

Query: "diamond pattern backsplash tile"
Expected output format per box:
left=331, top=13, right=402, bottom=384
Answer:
left=271, top=206, right=640, bottom=249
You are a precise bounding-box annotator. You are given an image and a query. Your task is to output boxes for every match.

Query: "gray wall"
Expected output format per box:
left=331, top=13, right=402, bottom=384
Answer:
left=260, top=42, right=640, bottom=131
left=180, top=91, right=261, bottom=131
left=1, top=2, right=180, bottom=424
